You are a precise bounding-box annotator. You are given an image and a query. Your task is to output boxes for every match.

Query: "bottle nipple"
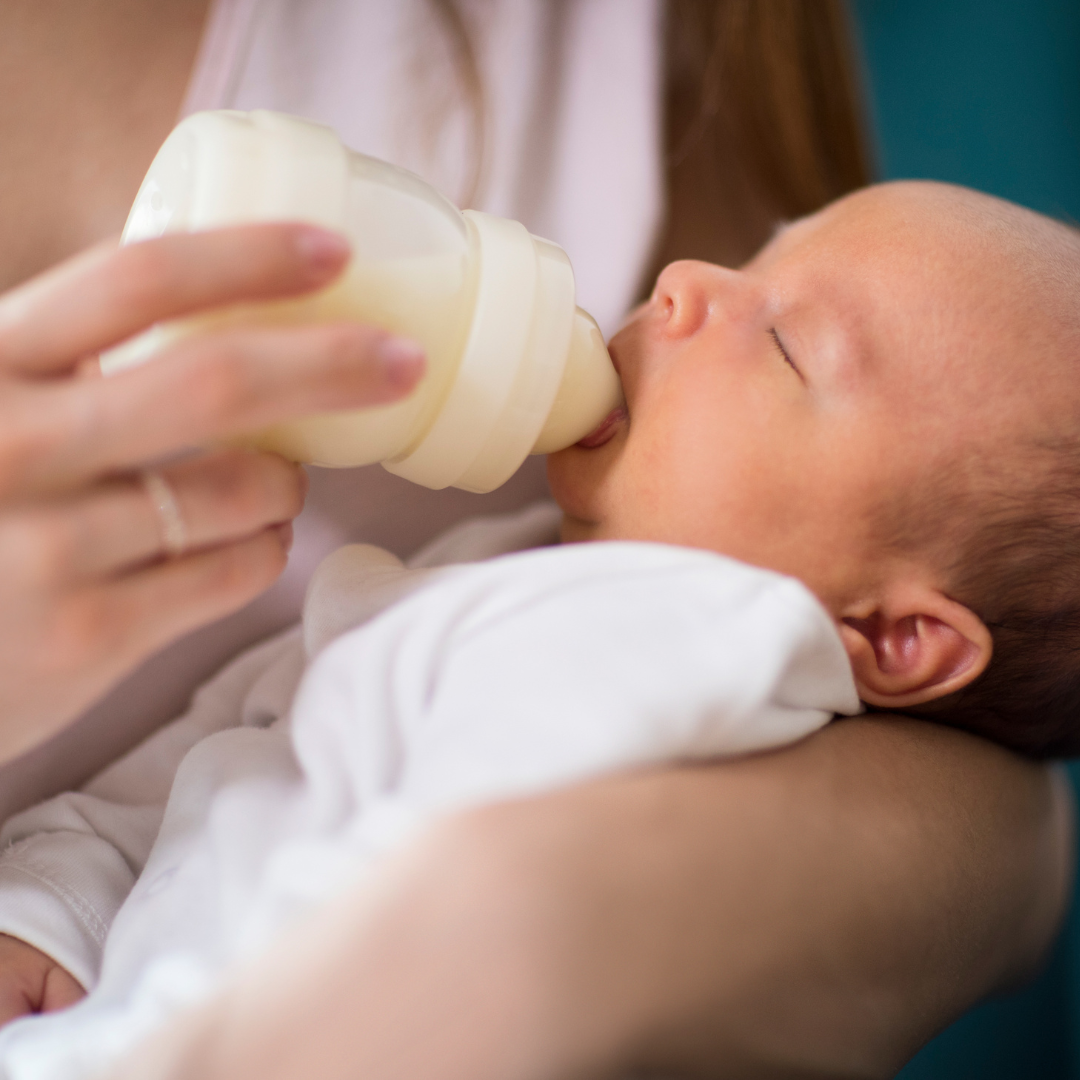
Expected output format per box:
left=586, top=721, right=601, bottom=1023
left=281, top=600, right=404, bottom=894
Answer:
left=530, top=308, right=622, bottom=455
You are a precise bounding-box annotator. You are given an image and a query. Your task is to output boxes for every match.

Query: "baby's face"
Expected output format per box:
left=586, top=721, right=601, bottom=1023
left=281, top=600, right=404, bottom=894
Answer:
left=548, top=182, right=1080, bottom=614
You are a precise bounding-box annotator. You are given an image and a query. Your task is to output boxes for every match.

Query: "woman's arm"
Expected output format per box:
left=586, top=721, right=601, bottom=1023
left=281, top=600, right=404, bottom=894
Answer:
left=109, top=715, right=1073, bottom=1080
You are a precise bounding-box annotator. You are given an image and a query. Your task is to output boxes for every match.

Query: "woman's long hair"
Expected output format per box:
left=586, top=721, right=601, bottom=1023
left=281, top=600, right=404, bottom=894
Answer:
left=653, top=0, right=873, bottom=278
left=429, top=0, right=873, bottom=277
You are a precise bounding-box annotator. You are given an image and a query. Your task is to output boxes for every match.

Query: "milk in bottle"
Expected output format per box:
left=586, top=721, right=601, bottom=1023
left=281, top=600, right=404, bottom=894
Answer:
left=103, top=109, right=622, bottom=493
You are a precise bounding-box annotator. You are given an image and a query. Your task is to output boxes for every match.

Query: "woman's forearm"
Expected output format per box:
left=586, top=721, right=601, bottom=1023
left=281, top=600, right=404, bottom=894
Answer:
left=109, top=716, right=1073, bottom=1080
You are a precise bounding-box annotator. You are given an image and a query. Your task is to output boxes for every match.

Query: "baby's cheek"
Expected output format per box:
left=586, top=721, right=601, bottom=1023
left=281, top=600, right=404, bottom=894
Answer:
left=545, top=435, right=630, bottom=524
left=545, top=447, right=597, bottom=520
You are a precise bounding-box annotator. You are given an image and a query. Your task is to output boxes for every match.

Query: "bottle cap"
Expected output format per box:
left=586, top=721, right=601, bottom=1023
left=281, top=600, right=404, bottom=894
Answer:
left=385, top=211, right=619, bottom=493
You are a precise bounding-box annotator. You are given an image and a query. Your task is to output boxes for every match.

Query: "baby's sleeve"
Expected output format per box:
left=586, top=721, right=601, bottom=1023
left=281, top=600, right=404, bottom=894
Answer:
left=288, top=543, right=861, bottom=852
left=397, top=545, right=860, bottom=810
left=0, top=628, right=303, bottom=990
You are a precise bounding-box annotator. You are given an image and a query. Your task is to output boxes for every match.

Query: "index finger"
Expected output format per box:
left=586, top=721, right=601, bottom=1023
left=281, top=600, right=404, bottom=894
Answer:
left=0, top=323, right=423, bottom=496
left=0, top=225, right=351, bottom=377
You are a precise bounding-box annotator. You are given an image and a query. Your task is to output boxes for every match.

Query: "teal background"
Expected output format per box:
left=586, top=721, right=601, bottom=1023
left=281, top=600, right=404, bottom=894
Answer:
left=848, top=1, right=1080, bottom=1075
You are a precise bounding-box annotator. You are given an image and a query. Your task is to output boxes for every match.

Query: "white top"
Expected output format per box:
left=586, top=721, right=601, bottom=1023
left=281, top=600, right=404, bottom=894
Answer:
left=0, top=0, right=665, bottom=820
left=0, top=509, right=858, bottom=1079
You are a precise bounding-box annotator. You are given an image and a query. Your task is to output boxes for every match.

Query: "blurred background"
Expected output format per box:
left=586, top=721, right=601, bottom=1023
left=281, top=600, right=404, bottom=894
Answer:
left=849, top=0, right=1080, bottom=1074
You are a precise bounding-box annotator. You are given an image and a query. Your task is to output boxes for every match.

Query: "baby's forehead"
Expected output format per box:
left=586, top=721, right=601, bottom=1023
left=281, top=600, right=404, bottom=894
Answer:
left=788, top=184, right=1080, bottom=354
left=821, top=183, right=1080, bottom=300
left=768, top=184, right=1080, bottom=439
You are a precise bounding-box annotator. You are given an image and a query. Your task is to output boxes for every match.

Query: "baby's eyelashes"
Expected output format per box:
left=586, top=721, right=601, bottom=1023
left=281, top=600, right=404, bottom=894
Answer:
left=770, top=329, right=804, bottom=381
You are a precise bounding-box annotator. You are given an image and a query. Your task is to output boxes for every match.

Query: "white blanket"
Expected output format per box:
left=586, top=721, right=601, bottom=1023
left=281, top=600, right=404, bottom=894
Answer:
left=0, top=505, right=858, bottom=1078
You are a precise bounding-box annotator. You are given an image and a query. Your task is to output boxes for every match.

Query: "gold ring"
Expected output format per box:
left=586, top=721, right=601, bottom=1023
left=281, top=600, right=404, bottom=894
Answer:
left=140, top=469, right=187, bottom=558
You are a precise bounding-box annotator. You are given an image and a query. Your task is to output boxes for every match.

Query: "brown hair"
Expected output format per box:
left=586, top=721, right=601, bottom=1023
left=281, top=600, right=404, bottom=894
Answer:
left=427, top=0, right=873, bottom=267
left=906, top=439, right=1080, bottom=759
left=865, top=198, right=1080, bottom=759
left=646, top=0, right=874, bottom=285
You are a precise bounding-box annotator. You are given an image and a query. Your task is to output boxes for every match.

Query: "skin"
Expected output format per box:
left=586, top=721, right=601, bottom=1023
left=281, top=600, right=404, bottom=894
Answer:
left=0, top=0, right=211, bottom=290
left=0, top=936, right=83, bottom=1027
left=0, top=5, right=1070, bottom=1074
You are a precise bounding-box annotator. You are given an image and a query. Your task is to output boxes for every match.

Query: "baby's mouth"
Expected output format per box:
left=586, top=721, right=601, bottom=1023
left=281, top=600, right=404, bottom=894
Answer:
left=576, top=405, right=628, bottom=449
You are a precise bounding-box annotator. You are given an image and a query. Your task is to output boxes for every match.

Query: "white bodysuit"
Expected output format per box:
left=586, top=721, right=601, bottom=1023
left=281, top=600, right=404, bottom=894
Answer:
left=0, top=507, right=859, bottom=1078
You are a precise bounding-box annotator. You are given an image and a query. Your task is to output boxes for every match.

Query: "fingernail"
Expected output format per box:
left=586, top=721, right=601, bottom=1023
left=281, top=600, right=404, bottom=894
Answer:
left=376, top=335, right=426, bottom=388
left=295, top=227, right=351, bottom=275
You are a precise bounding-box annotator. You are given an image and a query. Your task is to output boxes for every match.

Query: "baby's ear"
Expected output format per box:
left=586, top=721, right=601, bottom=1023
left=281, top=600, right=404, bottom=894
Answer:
left=839, top=588, right=992, bottom=709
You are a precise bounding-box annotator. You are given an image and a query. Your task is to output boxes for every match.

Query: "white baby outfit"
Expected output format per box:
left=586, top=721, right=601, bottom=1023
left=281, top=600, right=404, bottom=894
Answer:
left=0, top=507, right=859, bottom=1078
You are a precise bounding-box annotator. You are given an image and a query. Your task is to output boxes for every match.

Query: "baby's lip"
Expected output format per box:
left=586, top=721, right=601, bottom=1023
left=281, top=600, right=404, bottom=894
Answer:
left=576, top=405, right=628, bottom=449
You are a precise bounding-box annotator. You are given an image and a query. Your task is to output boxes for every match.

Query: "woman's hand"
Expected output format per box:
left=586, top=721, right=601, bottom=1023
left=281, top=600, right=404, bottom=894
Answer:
left=0, top=224, right=423, bottom=761
left=106, top=717, right=1073, bottom=1080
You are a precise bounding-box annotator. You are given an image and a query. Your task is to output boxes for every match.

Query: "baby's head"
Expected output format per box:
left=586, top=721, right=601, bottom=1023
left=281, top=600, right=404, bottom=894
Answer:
left=549, top=181, right=1080, bottom=757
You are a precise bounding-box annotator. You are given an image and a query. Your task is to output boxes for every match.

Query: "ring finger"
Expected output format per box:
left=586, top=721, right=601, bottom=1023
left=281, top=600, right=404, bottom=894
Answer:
left=0, top=449, right=306, bottom=586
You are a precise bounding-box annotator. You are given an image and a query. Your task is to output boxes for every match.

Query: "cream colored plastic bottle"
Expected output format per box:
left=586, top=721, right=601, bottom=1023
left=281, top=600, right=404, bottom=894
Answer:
left=102, top=109, right=622, bottom=493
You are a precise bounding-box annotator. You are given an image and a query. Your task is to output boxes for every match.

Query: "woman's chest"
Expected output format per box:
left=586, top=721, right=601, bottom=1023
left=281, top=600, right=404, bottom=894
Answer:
left=0, top=0, right=209, bottom=291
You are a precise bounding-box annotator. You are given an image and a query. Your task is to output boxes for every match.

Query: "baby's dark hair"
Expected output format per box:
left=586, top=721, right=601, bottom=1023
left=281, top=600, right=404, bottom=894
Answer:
left=903, top=436, right=1080, bottom=758
left=861, top=186, right=1080, bottom=758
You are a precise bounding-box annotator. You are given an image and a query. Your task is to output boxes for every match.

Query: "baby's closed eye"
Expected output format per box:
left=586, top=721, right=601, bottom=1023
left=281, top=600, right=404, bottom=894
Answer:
left=770, top=329, right=803, bottom=381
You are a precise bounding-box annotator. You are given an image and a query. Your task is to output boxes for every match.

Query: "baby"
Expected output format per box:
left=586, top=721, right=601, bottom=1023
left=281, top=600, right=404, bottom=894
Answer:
left=0, top=180, right=1076, bottom=1077
left=553, top=178, right=1080, bottom=755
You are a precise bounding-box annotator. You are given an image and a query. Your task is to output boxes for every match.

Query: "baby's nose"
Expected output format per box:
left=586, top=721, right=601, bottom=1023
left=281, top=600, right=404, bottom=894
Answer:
left=652, top=260, right=744, bottom=339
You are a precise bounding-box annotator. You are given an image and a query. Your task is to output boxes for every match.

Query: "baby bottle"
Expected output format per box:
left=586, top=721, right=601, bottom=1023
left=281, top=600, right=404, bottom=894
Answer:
left=102, top=109, right=622, bottom=493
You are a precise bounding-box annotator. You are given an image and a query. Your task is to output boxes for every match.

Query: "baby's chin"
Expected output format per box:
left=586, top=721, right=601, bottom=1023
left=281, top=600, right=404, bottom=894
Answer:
left=546, top=447, right=605, bottom=537
left=546, top=454, right=598, bottom=542
left=557, top=512, right=602, bottom=544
